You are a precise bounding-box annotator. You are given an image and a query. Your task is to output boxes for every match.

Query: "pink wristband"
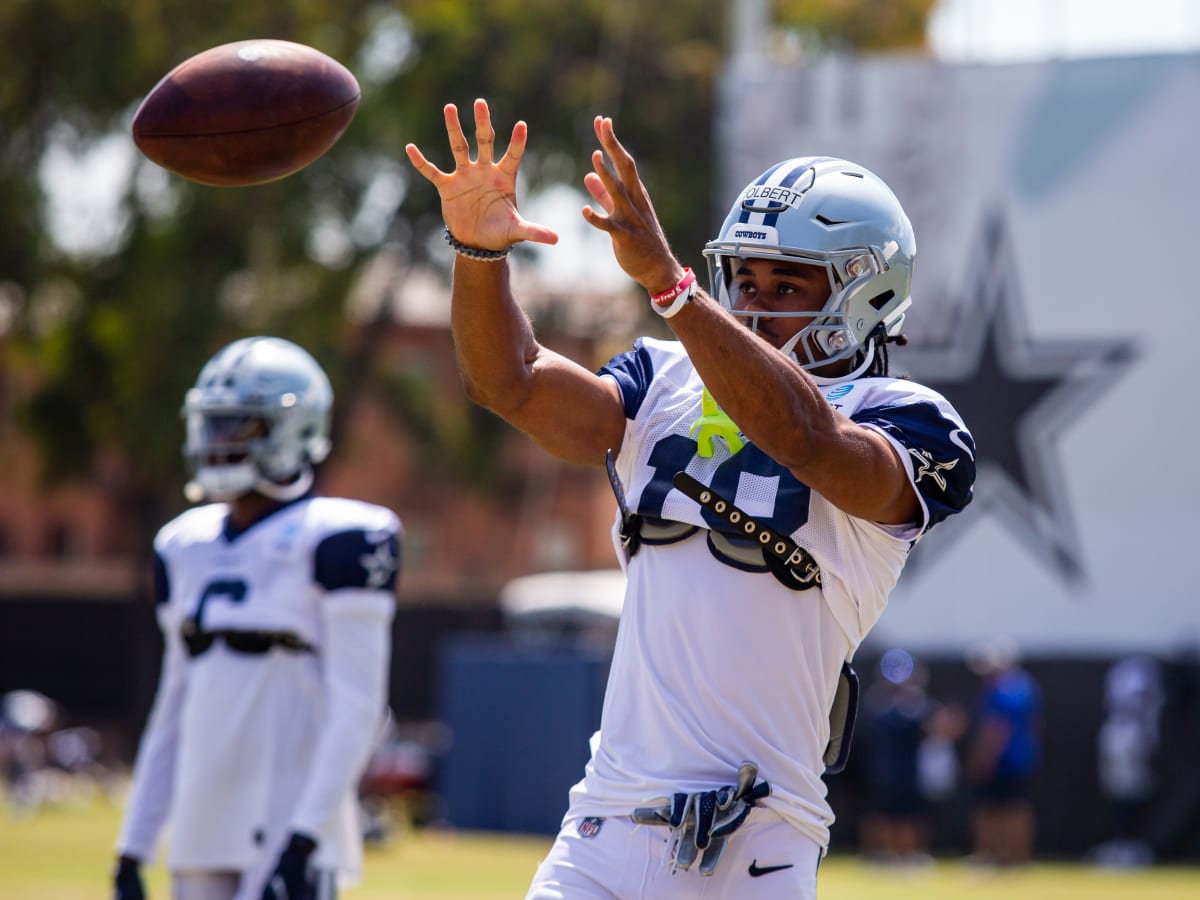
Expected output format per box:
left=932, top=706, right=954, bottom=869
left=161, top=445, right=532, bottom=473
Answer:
left=649, top=268, right=698, bottom=318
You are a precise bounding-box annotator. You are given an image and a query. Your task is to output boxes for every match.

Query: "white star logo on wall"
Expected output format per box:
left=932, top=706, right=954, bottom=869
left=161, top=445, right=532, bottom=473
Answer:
left=903, top=212, right=1137, bottom=584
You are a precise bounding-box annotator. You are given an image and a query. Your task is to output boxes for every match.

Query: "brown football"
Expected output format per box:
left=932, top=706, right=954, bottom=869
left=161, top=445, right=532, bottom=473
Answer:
left=132, top=39, right=360, bottom=187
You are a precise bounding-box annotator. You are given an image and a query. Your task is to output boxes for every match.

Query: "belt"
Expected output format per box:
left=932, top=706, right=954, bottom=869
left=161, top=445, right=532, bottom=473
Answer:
left=181, top=620, right=316, bottom=658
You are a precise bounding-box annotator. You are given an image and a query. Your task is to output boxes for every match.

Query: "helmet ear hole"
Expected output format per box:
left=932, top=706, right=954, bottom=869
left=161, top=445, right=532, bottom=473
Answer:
left=868, top=290, right=895, bottom=311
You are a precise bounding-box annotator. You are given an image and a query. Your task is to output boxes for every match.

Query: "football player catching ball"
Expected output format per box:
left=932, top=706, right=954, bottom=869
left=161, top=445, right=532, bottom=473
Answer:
left=406, top=99, right=975, bottom=899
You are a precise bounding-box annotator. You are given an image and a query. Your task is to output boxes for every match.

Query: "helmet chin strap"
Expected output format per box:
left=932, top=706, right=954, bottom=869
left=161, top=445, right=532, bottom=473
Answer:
left=255, top=465, right=314, bottom=501
left=186, top=462, right=257, bottom=503
left=780, top=333, right=877, bottom=386
left=184, top=463, right=313, bottom=503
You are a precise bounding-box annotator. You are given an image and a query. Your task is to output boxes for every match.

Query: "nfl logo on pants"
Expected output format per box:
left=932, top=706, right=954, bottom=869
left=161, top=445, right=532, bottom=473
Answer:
left=578, top=817, right=604, bottom=839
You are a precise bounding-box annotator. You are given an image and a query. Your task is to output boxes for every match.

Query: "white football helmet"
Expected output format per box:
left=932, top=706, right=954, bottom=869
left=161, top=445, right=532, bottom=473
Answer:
left=703, top=157, right=915, bottom=381
left=182, top=336, right=333, bottom=503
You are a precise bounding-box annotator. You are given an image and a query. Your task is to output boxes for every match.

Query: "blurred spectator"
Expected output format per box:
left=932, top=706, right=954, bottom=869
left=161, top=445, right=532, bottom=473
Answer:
left=1088, top=655, right=1164, bottom=868
left=46, top=725, right=104, bottom=776
left=1149, top=646, right=1200, bottom=859
left=964, top=636, right=1041, bottom=867
left=357, top=715, right=447, bottom=845
left=0, top=689, right=59, bottom=812
left=858, top=649, right=966, bottom=866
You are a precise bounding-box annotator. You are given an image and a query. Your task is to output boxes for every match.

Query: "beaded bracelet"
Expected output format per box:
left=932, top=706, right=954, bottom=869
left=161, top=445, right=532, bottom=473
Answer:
left=444, top=227, right=512, bottom=261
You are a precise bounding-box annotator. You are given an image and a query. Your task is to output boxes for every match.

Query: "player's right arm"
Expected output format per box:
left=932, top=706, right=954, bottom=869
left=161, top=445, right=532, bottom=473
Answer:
left=116, top=552, right=188, bottom=864
left=406, top=99, right=626, bottom=466
left=448, top=257, right=625, bottom=464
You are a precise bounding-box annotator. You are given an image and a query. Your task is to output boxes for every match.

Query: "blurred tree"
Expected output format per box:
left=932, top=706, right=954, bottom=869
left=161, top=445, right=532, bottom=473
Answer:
left=775, top=0, right=938, bottom=52
left=1, top=0, right=388, bottom=542
left=0, top=0, right=933, bottom=552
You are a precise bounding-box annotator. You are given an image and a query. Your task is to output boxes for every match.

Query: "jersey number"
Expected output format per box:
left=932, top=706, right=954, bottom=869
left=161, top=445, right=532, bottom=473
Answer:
left=640, top=434, right=813, bottom=536
left=191, top=578, right=248, bottom=629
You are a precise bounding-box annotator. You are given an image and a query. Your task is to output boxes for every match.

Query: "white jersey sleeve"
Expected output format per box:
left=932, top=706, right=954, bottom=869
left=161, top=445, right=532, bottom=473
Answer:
left=115, top=556, right=188, bottom=862
left=845, top=377, right=975, bottom=535
left=286, top=530, right=398, bottom=843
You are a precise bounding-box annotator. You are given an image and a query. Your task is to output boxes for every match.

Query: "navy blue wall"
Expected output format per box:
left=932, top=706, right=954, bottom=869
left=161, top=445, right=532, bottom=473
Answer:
left=435, top=635, right=609, bottom=835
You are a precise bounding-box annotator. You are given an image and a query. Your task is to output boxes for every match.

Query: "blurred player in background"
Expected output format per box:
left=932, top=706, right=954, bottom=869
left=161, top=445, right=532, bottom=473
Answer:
left=965, top=636, right=1042, bottom=868
left=857, top=649, right=966, bottom=867
left=406, top=99, right=974, bottom=899
left=113, top=337, right=401, bottom=900
left=1089, top=655, right=1164, bottom=867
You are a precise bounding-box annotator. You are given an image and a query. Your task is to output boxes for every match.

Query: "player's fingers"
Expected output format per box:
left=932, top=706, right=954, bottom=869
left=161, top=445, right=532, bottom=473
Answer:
left=581, top=205, right=612, bottom=234
left=588, top=147, right=630, bottom=213
left=583, top=171, right=614, bottom=214
left=444, top=104, right=471, bottom=165
left=594, top=117, right=659, bottom=217
left=513, top=216, right=560, bottom=246
left=404, top=144, right=446, bottom=183
left=588, top=129, right=620, bottom=190
left=498, top=121, right=529, bottom=177
left=473, top=98, right=496, bottom=164
left=595, top=116, right=639, bottom=184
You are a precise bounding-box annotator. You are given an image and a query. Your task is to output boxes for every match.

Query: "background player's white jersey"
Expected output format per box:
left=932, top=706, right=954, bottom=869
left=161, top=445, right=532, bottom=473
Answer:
left=567, top=337, right=974, bottom=848
left=117, top=495, right=400, bottom=882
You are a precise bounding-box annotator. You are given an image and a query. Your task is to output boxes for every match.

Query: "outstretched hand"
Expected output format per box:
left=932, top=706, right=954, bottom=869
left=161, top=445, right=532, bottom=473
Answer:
left=405, top=99, right=558, bottom=253
left=582, top=116, right=685, bottom=296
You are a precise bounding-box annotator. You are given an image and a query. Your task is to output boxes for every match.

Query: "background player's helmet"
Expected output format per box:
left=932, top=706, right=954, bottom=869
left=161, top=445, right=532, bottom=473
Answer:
left=703, top=157, right=915, bottom=381
left=182, top=336, right=333, bottom=503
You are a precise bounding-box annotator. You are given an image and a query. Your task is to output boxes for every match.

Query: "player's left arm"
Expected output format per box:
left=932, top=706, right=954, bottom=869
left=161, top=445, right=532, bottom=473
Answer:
left=664, top=292, right=923, bottom=524
left=284, top=518, right=400, bottom=845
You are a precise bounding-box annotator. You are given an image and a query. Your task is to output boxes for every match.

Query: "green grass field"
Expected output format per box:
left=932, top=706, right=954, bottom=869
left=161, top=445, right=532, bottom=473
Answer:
left=2, top=794, right=1198, bottom=899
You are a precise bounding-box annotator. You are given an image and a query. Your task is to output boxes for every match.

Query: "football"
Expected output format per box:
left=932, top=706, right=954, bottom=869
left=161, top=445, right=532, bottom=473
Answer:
left=132, top=39, right=360, bottom=187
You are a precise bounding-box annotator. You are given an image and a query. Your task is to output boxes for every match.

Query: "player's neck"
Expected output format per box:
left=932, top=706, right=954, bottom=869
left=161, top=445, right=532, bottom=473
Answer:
left=228, top=492, right=288, bottom=531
